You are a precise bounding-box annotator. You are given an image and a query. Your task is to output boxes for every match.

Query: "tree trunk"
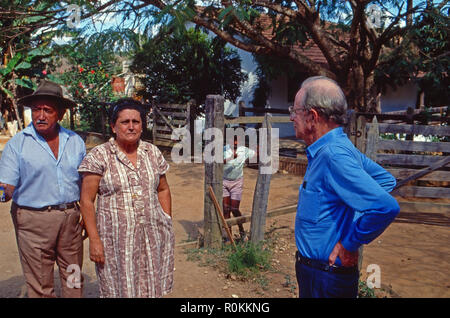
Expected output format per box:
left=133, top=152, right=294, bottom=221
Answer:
left=11, top=72, right=23, bottom=130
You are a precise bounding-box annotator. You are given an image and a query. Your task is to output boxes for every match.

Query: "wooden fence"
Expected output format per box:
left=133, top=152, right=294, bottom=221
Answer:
left=364, top=117, right=450, bottom=225
left=220, top=106, right=449, bottom=245
left=151, top=102, right=192, bottom=148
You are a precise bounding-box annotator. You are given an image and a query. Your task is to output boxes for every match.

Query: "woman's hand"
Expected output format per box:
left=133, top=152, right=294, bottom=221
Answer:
left=89, top=238, right=105, bottom=264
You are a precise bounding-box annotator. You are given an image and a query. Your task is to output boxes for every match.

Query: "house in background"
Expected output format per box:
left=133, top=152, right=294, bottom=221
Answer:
left=229, top=46, right=422, bottom=138
left=216, top=17, right=423, bottom=138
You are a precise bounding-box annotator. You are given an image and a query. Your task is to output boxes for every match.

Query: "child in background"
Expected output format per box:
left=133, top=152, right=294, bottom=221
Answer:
left=223, top=137, right=256, bottom=240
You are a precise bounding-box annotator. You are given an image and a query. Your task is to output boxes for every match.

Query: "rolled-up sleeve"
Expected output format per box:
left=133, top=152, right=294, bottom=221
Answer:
left=0, top=139, right=20, bottom=186
left=326, top=148, right=400, bottom=252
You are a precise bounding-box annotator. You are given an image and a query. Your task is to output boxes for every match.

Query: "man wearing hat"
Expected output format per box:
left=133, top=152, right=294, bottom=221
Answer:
left=0, top=80, right=86, bottom=297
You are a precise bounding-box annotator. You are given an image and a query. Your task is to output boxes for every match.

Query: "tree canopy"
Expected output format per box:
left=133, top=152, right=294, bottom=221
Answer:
left=101, top=0, right=448, bottom=111
left=131, top=27, right=247, bottom=117
left=1, top=0, right=448, bottom=115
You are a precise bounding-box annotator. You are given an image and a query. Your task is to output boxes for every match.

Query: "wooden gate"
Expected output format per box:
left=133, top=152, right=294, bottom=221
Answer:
left=365, top=117, right=450, bottom=225
left=151, top=102, right=191, bottom=148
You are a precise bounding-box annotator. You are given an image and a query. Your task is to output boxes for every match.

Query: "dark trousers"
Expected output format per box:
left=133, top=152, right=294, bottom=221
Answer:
left=295, top=256, right=359, bottom=298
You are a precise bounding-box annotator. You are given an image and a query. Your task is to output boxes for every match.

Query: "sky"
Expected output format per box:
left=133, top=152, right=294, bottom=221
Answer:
left=51, top=1, right=447, bottom=45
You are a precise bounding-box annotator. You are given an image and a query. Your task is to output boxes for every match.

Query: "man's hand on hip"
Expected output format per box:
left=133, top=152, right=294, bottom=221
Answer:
left=329, top=241, right=359, bottom=267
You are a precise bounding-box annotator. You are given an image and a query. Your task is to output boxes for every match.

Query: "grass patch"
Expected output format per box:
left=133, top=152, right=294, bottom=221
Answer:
left=184, top=240, right=273, bottom=288
left=227, top=242, right=272, bottom=277
left=358, top=280, right=377, bottom=298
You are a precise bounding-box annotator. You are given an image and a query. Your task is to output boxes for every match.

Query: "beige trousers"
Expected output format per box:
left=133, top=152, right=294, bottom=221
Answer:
left=11, top=203, right=84, bottom=298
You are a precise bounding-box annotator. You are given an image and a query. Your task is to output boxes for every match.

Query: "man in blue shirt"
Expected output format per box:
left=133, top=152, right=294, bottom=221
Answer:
left=290, top=76, right=399, bottom=298
left=0, top=80, right=86, bottom=297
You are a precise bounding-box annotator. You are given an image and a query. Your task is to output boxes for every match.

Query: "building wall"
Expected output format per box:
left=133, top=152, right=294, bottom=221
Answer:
left=380, top=81, right=419, bottom=113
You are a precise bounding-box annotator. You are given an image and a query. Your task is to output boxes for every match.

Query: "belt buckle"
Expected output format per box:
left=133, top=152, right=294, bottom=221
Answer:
left=54, top=203, right=68, bottom=211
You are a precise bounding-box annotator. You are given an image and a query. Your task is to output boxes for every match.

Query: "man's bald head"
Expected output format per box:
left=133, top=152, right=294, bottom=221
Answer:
left=298, top=76, right=348, bottom=125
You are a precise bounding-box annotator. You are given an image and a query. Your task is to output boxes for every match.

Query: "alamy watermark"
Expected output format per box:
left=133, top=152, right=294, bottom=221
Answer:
left=366, top=263, right=381, bottom=289
left=66, top=4, right=81, bottom=29
left=66, top=264, right=82, bottom=289
left=169, top=121, right=279, bottom=174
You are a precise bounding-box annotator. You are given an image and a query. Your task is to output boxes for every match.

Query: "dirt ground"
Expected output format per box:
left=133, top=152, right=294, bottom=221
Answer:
left=0, top=156, right=449, bottom=298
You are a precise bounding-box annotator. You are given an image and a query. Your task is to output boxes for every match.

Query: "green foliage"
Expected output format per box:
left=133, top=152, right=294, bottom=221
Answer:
left=358, top=280, right=377, bottom=298
left=227, top=242, right=271, bottom=277
left=376, top=4, right=449, bottom=107
left=185, top=240, right=272, bottom=287
left=131, top=27, right=247, bottom=117
left=59, top=61, right=116, bottom=132
left=53, top=30, right=138, bottom=132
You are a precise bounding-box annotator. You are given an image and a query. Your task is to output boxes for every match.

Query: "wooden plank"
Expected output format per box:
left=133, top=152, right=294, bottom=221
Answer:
left=157, top=111, right=188, bottom=118
left=365, top=116, right=379, bottom=160
left=225, top=116, right=264, bottom=124
left=395, top=186, right=450, bottom=198
left=158, top=103, right=189, bottom=110
left=240, top=106, right=289, bottom=115
left=152, top=107, right=157, bottom=145
left=385, top=106, right=449, bottom=115
left=154, top=107, right=177, bottom=131
left=226, top=205, right=297, bottom=226
left=250, top=114, right=273, bottom=243
left=397, top=201, right=450, bottom=214
left=203, top=95, right=224, bottom=248
left=269, top=116, right=291, bottom=123
left=224, top=116, right=291, bottom=125
left=391, top=156, right=450, bottom=191
left=154, top=125, right=173, bottom=133
left=355, top=115, right=366, bottom=153
left=153, top=139, right=177, bottom=148
left=366, top=123, right=450, bottom=136
left=208, top=186, right=236, bottom=249
left=154, top=132, right=175, bottom=140
left=155, top=119, right=186, bottom=126
left=395, top=211, right=450, bottom=226
left=377, top=139, right=450, bottom=152
left=376, top=153, right=447, bottom=167
left=388, top=168, right=450, bottom=182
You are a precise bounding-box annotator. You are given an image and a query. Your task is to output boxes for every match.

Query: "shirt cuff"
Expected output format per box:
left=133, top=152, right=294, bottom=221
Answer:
left=340, top=227, right=361, bottom=252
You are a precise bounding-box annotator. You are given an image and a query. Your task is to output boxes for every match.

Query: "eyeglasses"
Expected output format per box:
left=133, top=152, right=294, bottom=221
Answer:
left=288, top=106, right=307, bottom=115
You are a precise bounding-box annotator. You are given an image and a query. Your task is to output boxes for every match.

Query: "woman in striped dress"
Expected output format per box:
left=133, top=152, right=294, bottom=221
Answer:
left=79, top=98, right=174, bottom=298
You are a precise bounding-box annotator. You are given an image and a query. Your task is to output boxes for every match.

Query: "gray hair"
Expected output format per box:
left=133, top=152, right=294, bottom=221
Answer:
left=299, top=76, right=348, bottom=125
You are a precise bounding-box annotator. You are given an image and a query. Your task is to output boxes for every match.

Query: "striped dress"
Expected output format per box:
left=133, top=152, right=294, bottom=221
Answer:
left=78, top=138, right=174, bottom=298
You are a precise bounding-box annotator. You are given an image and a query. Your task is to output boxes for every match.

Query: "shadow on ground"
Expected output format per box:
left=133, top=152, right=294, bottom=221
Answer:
left=0, top=272, right=99, bottom=298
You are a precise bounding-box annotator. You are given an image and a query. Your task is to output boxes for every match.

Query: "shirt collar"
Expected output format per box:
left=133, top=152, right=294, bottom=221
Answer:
left=108, top=137, right=149, bottom=154
left=306, top=127, right=344, bottom=159
left=23, top=122, right=68, bottom=141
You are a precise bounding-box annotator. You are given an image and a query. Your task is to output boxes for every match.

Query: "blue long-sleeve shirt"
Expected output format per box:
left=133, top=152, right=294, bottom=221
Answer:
left=295, top=127, right=399, bottom=265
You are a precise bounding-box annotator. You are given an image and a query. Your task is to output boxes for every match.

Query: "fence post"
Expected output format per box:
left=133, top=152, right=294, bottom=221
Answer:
left=250, top=113, right=273, bottom=243
left=357, top=115, right=379, bottom=272
left=365, top=116, right=379, bottom=161
left=344, top=110, right=356, bottom=143
left=203, top=95, right=224, bottom=248
left=152, top=100, right=157, bottom=146
left=356, top=115, right=366, bottom=154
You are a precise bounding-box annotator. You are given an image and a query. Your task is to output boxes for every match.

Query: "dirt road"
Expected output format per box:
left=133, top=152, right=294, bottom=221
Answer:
left=0, top=161, right=448, bottom=298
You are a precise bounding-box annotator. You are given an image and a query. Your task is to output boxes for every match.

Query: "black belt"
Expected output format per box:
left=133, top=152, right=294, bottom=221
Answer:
left=296, top=251, right=358, bottom=275
left=16, top=202, right=78, bottom=212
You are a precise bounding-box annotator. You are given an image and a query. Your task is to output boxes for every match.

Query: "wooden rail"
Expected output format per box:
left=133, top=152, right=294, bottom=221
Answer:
left=152, top=102, right=191, bottom=148
left=365, top=116, right=450, bottom=214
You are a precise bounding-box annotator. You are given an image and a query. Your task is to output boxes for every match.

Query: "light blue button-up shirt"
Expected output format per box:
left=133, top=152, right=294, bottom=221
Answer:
left=0, top=123, right=86, bottom=208
left=295, top=127, right=399, bottom=265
